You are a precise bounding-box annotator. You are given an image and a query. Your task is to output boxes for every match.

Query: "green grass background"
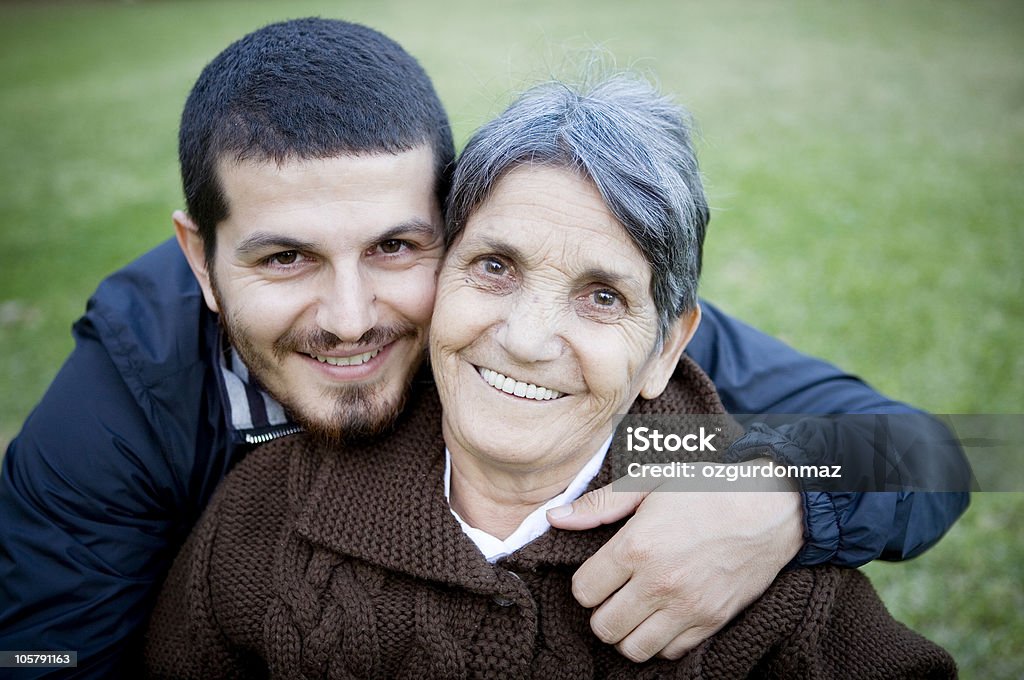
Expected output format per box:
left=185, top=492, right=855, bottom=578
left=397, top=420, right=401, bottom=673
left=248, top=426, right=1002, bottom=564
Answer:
left=1, top=1, right=1021, bottom=676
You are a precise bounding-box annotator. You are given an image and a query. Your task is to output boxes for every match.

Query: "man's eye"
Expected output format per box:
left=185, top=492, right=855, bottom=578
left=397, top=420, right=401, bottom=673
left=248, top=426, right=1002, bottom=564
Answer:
left=379, top=239, right=406, bottom=254
left=270, top=251, right=299, bottom=266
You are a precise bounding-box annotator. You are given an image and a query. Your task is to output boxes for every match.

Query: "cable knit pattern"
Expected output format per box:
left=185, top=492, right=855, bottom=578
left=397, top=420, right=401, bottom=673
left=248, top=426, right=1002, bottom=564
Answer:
left=144, top=356, right=956, bottom=679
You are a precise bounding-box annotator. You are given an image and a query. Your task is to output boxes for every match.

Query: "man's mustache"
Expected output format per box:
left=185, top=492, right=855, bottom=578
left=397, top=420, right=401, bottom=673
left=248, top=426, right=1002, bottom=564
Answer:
left=273, top=323, right=419, bottom=358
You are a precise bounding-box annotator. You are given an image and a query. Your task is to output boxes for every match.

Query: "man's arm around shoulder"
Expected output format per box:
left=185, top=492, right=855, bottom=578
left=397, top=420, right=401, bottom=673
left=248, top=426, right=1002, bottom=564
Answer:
left=688, top=300, right=970, bottom=566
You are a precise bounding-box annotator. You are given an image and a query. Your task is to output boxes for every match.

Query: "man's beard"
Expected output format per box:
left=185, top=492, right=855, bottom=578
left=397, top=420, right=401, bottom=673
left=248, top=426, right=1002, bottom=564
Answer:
left=301, top=366, right=416, bottom=444
left=214, top=287, right=423, bottom=445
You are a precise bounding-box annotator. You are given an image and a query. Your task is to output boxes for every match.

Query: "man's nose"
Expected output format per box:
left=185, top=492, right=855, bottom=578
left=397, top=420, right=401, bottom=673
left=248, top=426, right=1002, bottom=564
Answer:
left=315, top=266, right=378, bottom=343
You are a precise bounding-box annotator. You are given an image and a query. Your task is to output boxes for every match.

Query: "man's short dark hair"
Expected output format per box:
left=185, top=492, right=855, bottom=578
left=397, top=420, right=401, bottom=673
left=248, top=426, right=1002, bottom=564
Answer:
left=179, top=17, right=454, bottom=265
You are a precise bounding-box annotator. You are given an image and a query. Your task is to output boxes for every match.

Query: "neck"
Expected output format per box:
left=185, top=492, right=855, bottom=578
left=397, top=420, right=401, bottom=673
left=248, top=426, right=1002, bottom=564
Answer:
left=445, top=437, right=607, bottom=540
left=447, top=463, right=570, bottom=540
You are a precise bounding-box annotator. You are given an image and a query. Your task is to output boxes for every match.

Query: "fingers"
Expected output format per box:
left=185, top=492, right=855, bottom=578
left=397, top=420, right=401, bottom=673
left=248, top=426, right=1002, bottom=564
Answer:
left=657, top=626, right=723, bottom=660
left=587, top=575, right=659, bottom=645
left=569, top=538, right=637, bottom=609
left=546, top=480, right=649, bottom=530
left=590, top=579, right=728, bottom=662
left=615, top=611, right=721, bottom=663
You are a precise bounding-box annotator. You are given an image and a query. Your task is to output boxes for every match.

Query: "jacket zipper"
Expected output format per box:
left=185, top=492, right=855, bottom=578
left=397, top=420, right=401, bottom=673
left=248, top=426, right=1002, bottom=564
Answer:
left=244, top=425, right=303, bottom=445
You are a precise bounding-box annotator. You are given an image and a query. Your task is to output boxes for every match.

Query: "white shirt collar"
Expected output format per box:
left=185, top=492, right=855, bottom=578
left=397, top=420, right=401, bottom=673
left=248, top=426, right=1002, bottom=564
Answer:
left=443, top=434, right=612, bottom=563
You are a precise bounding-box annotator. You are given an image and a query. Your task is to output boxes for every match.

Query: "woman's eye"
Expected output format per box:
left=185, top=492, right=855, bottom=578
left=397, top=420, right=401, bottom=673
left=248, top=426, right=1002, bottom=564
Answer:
left=481, top=257, right=506, bottom=275
left=592, top=289, right=620, bottom=307
left=577, top=286, right=627, bottom=319
left=468, top=255, right=516, bottom=293
left=379, top=239, right=405, bottom=254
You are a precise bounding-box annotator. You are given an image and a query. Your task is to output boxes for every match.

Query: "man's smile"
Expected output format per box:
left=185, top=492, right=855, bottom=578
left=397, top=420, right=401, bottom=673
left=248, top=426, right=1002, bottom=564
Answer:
left=298, top=339, right=404, bottom=382
left=308, top=348, right=382, bottom=366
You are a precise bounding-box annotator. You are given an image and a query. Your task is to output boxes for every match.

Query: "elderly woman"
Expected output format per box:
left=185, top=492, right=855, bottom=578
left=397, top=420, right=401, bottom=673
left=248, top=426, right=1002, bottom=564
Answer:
left=145, top=76, right=954, bottom=678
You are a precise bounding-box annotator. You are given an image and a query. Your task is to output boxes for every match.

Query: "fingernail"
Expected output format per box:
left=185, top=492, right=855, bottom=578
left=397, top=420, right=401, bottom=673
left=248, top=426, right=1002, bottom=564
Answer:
left=547, top=504, right=574, bottom=519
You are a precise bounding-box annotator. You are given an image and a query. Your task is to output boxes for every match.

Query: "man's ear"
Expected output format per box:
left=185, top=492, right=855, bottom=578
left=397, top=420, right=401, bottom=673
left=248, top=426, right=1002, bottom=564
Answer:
left=173, top=210, right=219, bottom=313
left=639, top=305, right=702, bottom=400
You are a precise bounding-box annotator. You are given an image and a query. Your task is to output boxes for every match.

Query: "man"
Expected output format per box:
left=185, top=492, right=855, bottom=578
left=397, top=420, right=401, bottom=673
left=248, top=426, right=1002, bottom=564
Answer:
left=0, top=18, right=968, bottom=678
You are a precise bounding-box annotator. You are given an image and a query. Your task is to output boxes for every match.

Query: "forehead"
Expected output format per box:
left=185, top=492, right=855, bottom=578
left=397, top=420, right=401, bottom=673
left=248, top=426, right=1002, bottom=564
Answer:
left=215, top=147, right=439, bottom=241
left=462, top=165, right=650, bottom=281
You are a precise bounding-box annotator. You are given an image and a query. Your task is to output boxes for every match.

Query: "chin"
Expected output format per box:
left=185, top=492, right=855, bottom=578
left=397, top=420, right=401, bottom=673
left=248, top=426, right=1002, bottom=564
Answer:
left=282, top=379, right=410, bottom=445
left=302, top=400, right=404, bottom=445
left=464, top=424, right=559, bottom=466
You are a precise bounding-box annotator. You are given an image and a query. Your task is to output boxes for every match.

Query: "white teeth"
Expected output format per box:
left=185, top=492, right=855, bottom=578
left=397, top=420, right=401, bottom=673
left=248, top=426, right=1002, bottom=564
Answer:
left=477, top=367, right=563, bottom=401
left=311, top=348, right=381, bottom=366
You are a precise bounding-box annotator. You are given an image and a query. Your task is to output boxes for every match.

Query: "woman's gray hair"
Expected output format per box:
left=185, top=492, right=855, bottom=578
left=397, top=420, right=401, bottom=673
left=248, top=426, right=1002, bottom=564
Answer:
left=446, top=73, right=709, bottom=335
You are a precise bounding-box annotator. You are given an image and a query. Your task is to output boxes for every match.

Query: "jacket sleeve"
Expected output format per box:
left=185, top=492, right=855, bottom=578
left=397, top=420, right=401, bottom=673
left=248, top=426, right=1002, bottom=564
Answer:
left=0, top=318, right=188, bottom=679
left=685, top=301, right=970, bottom=567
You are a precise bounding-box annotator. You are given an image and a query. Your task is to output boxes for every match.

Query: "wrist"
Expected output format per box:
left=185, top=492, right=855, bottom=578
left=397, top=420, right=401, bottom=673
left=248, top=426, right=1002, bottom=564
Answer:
left=789, top=491, right=840, bottom=567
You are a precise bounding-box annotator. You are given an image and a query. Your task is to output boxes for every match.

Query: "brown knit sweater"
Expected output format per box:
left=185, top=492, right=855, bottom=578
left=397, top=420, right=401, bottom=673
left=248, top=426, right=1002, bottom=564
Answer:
left=144, top=357, right=956, bottom=679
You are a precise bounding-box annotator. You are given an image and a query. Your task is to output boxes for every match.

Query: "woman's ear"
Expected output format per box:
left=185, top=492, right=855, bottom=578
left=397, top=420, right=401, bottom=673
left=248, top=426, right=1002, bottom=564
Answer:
left=173, top=210, right=219, bottom=313
left=639, top=305, right=702, bottom=400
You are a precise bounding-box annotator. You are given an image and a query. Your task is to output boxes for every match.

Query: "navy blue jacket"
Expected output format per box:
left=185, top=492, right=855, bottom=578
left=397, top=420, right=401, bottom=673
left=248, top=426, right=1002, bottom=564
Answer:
left=0, top=239, right=969, bottom=678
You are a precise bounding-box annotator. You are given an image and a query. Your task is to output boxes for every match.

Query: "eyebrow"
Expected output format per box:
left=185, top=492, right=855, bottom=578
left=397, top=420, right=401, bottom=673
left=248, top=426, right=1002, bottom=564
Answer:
left=235, top=232, right=318, bottom=257
left=375, top=219, right=440, bottom=243
left=473, top=236, right=529, bottom=263
left=577, top=266, right=640, bottom=290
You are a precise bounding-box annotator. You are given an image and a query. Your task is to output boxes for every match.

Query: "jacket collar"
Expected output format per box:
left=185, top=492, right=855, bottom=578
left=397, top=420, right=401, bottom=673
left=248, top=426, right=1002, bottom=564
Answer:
left=212, top=329, right=301, bottom=444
